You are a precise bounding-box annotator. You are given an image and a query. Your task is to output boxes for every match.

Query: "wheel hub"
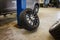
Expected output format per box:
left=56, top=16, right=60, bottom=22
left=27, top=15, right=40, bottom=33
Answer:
left=26, top=14, right=35, bottom=25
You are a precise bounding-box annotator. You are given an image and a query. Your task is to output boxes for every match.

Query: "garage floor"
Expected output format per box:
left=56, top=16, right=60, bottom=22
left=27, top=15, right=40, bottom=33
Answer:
left=0, top=8, right=60, bottom=40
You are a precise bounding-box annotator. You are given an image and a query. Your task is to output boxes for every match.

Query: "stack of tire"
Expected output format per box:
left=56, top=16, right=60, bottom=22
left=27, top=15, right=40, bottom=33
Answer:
left=19, top=5, right=39, bottom=31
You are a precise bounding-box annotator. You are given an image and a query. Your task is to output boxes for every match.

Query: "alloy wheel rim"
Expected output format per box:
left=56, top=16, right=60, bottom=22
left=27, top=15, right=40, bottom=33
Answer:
left=26, top=14, right=38, bottom=26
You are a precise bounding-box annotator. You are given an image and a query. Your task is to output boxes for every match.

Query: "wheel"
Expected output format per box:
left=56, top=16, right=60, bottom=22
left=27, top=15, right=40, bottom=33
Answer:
left=19, top=8, right=39, bottom=31
left=33, top=4, right=39, bottom=15
left=49, top=21, right=60, bottom=40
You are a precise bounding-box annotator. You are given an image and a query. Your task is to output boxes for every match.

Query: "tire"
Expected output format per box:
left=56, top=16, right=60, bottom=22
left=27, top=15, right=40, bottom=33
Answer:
left=19, top=8, right=39, bottom=31
left=49, top=21, right=60, bottom=40
left=33, top=4, right=39, bottom=15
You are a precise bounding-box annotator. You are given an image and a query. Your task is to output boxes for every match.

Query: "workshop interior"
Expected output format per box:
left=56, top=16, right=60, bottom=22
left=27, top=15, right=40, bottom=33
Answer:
left=0, top=0, right=60, bottom=40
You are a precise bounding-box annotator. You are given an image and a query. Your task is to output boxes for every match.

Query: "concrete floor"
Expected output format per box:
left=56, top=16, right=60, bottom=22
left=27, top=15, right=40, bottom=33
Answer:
left=0, top=8, right=60, bottom=40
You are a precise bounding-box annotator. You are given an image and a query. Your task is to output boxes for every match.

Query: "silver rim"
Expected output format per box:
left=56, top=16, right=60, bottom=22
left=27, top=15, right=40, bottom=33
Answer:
left=26, top=14, right=35, bottom=26
left=35, top=7, right=38, bottom=12
left=35, top=6, right=39, bottom=13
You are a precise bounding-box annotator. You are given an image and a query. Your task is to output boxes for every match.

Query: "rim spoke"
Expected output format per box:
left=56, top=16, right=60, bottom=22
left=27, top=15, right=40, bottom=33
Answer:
left=26, top=18, right=29, bottom=20
left=28, top=20, right=31, bottom=24
left=30, top=21, right=33, bottom=25
left=26, top=15, right=29, bottom=18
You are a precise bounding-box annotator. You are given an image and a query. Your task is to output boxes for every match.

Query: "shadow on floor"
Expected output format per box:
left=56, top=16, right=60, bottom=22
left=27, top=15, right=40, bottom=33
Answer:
left=0, top=17, right=16, bottom=26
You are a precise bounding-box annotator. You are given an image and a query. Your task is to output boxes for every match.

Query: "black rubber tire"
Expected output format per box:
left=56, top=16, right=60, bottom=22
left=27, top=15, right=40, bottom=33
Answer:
left=33, top=4, right=39, bottom=15
left=49, top=21, right=60, bottom=40
left=19, top=8, right=39, bottom=31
